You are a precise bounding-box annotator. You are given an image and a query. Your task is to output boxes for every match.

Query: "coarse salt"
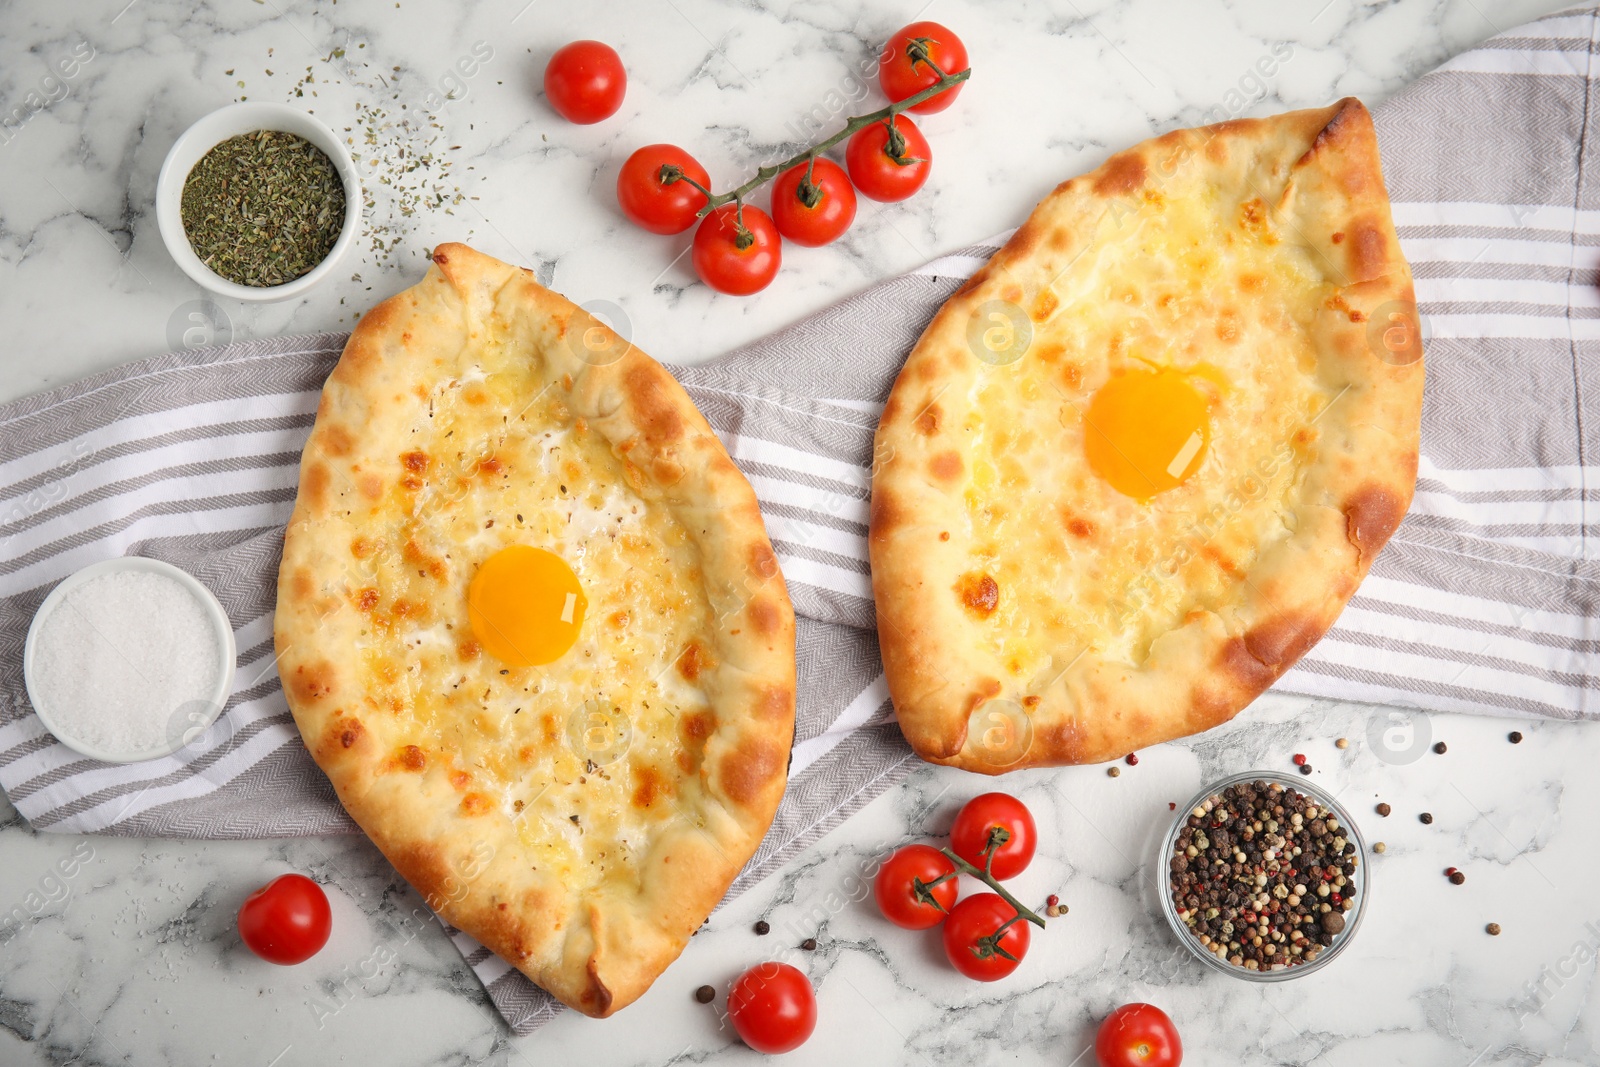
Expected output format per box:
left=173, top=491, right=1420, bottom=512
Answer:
left=30, top=569, right=222, bottom=756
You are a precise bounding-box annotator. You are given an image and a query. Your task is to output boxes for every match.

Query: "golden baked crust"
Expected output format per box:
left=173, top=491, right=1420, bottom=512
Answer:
left=870, top=99, right=1422, bottom=772
left=275, top=243, right=795, bottom=1016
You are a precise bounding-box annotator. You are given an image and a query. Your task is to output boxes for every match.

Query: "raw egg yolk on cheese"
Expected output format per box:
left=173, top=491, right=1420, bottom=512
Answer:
left=1084, top=367, right=1211, bottom=501
left=468, top=545, right=586, bottom=666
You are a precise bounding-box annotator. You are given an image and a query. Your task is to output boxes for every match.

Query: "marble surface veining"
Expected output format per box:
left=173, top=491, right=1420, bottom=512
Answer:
left=0, top=1, right=1592, bottom=1065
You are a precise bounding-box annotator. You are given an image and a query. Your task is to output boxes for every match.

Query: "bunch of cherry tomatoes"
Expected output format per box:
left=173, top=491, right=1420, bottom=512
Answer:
left=875, top=791, right=1041, bottom=981
left=557, top=22, right=971, bottom=295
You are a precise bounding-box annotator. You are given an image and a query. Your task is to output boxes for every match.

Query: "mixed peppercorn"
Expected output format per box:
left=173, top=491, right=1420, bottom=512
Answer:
left=1168, top=779, right=1358, bottom=972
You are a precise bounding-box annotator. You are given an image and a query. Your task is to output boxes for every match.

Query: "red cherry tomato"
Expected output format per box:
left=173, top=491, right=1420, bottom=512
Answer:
left=727, top=962, right=817, bottom=1054
left=942, top=893, right=1029, bottom=981
left=845, top=115, right=931, bottom=203
left=1095, top=1003, right=1183, bottom=1067
left=692, top=204, right=781, bottom=296
left=874, top=844, right=959, bottom=929
left=617, top=144, right=710, bottom=235
left=544, top=41, right=626, bottom=125
left=237, top=873, right=332, bottom=965
left=950, top=792, right=1037, bottom=880
left=770, top=158, right=857, bottom=247
left=879, top=21, right=969, bottom=114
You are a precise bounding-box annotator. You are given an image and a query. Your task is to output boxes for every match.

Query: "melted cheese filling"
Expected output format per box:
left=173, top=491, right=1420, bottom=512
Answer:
left=351, top=338, right=714, bottom=894
left=961, top=186, right=1332, bottom=679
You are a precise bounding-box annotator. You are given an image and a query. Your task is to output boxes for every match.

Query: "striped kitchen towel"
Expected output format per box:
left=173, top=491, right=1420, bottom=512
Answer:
left=3, top=2, right=1599, bottom=1034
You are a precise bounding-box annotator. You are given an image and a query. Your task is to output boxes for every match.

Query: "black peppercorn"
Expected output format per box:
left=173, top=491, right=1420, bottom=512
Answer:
left=754, top=920, right=770, bottom=935
left=1508, top=731, right=1523, bottom=744
left=1376, top=803, right=1391, bottom=817
left=1419, top=812, right=1433, bottom=825
left=1433, top=741, right=1447, bottom=754
left=1449, top=871, right=1465, bottom=885
left=694, top=985, right=715, bottom=1004
left=1298, top=763, right=1313, bottom=775
left=801, top=938, right=817, bottom=951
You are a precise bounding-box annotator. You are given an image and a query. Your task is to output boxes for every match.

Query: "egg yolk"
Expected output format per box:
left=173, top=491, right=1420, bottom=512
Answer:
left=468, top=545, right=586, bottom=666
left=1084, top=367, right=1210, bottom=501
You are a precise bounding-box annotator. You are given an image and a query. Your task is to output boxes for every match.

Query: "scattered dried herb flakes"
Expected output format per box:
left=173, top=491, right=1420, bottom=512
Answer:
left=284, top=47, right=476, bottom=269
left=180, top=130, right=345, bottom=287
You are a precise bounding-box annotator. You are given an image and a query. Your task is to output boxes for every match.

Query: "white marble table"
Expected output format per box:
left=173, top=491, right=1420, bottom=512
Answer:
left=0, top=1, right=1592, bottom=1064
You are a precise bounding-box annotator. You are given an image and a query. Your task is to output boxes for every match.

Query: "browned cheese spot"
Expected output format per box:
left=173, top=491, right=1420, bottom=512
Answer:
left=956, top=572, right=1000, bottom=617
left=677, top=639, right=715, bottom=682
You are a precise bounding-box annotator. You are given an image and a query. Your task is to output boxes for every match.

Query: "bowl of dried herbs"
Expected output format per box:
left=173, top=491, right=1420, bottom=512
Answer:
left=156, top=102, right=358, bottom=301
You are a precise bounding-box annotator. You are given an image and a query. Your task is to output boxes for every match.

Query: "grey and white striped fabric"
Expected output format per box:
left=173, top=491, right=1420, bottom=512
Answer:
left=3, top=4, right=1598, bottom=1033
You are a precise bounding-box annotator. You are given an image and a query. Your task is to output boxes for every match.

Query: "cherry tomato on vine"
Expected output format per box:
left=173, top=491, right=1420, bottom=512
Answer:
left=237, top=873, right=332, bottom=965
left=544, top=40, right=626, bottom=124
left=727, top=962, right=817, bottom=1054
left=692, top=204, right=782, bottom=295
left=617, top=144, right=710, bottom=234
left=874, top=843, right=959, bottom=929
left=1095, top=1003, right=1183, bottom=1067
left=770, top=158, right=857, bottom=247
left=950, top=792, right=1036, bottom=880
left=942, top=893, right=1029, bottom=981
left=880, top=21, right=969, bottom=114
left=846, top=115, right=931, bottom=202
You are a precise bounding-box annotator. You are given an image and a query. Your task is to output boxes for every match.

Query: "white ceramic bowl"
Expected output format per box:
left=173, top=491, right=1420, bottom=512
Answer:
left=155, top=102, right=360, bottom=303
left=23, top=557, right=238, bottom=764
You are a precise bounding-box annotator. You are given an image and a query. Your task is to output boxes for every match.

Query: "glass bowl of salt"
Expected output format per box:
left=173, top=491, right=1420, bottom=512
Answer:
left=23, top=557, right=237, bottom=763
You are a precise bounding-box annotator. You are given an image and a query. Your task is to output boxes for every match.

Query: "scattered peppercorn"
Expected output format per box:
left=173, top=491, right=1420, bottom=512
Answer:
left=801, top=938, right=817, bottom=951
left=1487, top=923, right=1502, bottom=936
left=695, top=985, right=715, bottom=1003
left=1166, top=778, right=1359, bottom=972
left=1450, top=871, right=1465, bottom=885
left=1509, top=731, right=1523, bottom=744
left=1126, top=753, right=1139, bottom=766
left=1372, top=841, right=1386, bottom=853
left=1445, top=866, right=1458, bottom=877
left=754, top=920, right=770, bottom=935
left=1108, top=767, right=1121, bottom=778
left=1433, top=741, right=1448, bottom=754
left=1046, top=894, right=1060, bottom=908
left=1336, top=737, right=1350, bottom=749
left=1045, top=904, right=1061, bottom=917
left=1169, top=802, right=1177, bottom=811
left=1376, top=803, right=1391, bottom=817
left=1420, top=812, right=1434, bottom=825
left=1293, top=753, right=1308, bottom=766
left=1298, top=763, right=1313, bottom=775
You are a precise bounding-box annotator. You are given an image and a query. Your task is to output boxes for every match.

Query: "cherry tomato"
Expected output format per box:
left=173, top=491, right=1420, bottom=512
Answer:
left=874, top=844, right=958, bottom=929
left=879, top=21, right=969, bottom=114
left=770, top=158, right=857, bottom=247
left=845, top=115, right=931, bottom=203
left=237, top=873, right=332, bottom=965
left=1095, top=1003, right=1183, bottom=1067
left=617, top=144, right=710, bottom=235
left=692, top=204, right=781, bottom=296
left=727, top=962, right=817, bottom=1054
left=950, top=792, right=1037, bottom=880
left=544, top=40, right=626, bottom=125
left=942, top=893, right=1029, bottom=981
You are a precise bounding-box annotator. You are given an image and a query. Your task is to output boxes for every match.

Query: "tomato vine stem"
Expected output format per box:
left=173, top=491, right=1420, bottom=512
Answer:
left=658, top=63, right=972, bottom=227
left=939, top=846, right=1047, bottom=928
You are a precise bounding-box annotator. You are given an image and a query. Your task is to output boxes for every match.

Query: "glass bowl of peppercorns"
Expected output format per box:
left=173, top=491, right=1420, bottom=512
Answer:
left=1158, top=772, right=1369, bottom=981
